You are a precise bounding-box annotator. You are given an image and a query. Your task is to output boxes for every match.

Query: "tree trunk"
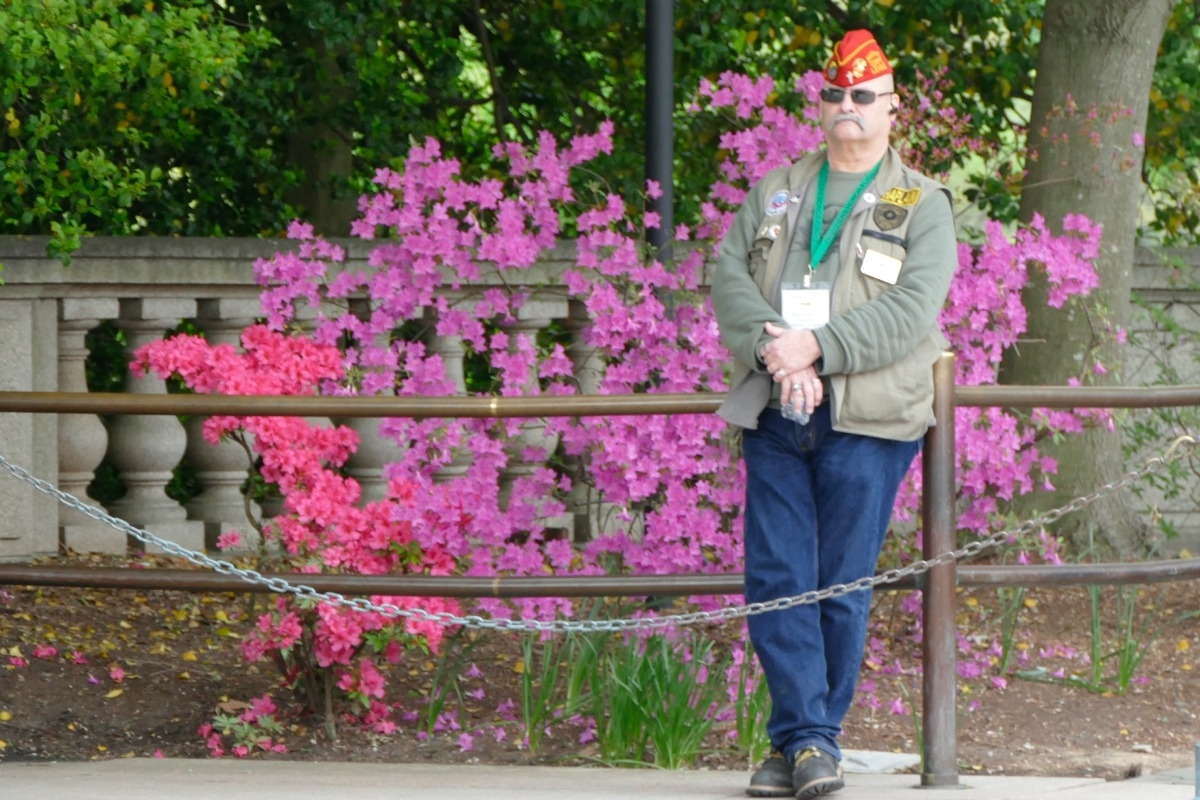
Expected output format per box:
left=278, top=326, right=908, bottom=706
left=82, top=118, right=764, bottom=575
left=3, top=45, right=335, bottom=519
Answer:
left=286, top=121, right=357, bottom=236
left=285, top=39, right=358, bottom=236
left=1000, top=0, right=1175, bottom=556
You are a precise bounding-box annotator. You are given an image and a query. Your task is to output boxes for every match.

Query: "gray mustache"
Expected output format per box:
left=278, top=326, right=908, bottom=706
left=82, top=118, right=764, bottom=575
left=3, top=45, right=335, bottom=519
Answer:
left=831, top=113, right=866, bottom=130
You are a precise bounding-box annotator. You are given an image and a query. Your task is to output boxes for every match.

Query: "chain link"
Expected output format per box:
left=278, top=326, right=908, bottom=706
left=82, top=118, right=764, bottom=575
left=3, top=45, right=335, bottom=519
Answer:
left=1, top=434, right=1194, bottom=635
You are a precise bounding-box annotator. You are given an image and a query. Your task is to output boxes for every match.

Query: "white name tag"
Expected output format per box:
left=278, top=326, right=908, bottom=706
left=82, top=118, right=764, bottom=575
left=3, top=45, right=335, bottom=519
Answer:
left=781, top=283, right=831, bottom=330
left=860, top=248, right=903, bottom=284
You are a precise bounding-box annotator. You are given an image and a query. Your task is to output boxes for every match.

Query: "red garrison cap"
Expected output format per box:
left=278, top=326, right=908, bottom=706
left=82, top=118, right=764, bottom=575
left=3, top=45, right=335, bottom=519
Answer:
left=824, top=29, right=893, bottom=87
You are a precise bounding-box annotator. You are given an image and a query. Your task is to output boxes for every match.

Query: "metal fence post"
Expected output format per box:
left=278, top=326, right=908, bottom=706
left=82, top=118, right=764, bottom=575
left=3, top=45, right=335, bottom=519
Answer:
left=921, top=352, right=959, bottom=787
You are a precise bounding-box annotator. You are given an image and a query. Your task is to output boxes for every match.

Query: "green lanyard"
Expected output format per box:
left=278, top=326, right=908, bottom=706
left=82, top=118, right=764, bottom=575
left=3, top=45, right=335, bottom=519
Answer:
left=807, top=158, right=882, bottom=282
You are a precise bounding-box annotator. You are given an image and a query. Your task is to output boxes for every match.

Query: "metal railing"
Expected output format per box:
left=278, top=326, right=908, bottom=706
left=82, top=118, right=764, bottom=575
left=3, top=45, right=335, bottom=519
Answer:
left=1, top=354, right=1199, bottom=785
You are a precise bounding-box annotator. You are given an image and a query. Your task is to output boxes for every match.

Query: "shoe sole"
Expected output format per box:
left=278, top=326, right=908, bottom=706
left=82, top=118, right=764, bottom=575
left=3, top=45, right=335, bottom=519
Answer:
left=795, top=776, right=845, bottom=799
left=746, top=788, right=793, bottom=798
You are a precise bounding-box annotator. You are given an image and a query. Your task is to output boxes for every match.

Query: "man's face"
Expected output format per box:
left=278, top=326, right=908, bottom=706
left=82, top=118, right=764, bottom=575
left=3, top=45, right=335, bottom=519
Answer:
left=818, top=73, right=897, bottom=149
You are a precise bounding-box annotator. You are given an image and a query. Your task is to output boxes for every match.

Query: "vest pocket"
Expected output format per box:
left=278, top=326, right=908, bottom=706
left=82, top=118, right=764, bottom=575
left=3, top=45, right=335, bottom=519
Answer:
left=837, top=334, right=941, bottom=439
left=748, top=238, right=773, bottom=278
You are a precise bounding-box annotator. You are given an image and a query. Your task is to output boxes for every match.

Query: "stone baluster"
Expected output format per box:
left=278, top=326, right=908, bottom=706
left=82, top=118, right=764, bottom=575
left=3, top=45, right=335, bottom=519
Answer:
left=497, top=298, right=572, bottom=537
left=58, top=300, right=120, bottom=554
left=332, top=299, right=409, bottom=504
left=563, top=298, right=610, bottom=543
left=184, top=299, right=262, bottom=550
left=104, top=299, right=205, bottom=554
left=427, top=330, right=467, bottom=395
left=565, top=298, right=605, bottom=396
left=339, top=417, right=408, bottom=504
left=427, top=311, right=471, bottom=483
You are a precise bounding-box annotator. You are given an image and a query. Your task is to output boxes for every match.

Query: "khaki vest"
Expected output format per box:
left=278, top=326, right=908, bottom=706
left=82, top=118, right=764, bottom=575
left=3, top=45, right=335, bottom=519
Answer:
left=718, top=147, right=953, bottom=441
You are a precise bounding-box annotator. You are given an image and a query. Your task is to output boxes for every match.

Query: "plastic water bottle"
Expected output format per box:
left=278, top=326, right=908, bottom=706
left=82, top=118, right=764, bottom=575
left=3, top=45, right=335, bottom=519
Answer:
left=781, top=398, right=810, bottom=426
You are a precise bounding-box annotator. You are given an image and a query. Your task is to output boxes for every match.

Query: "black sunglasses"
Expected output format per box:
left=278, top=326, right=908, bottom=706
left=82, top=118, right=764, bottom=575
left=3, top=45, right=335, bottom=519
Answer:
left=819, top=87, right=894, bottom=105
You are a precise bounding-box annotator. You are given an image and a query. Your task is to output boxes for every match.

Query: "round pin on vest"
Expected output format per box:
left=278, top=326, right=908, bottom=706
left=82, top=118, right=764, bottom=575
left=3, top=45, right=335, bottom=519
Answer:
left=863, top=192, right=877, bottom=204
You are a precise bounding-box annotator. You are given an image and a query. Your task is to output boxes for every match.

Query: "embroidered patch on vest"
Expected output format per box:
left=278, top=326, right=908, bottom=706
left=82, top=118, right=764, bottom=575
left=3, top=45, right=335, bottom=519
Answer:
left=873, top=204, right=907, bottom=231
left=764, top=189, right=790, bottom=217
left=879, top=187, right=921, bottom=207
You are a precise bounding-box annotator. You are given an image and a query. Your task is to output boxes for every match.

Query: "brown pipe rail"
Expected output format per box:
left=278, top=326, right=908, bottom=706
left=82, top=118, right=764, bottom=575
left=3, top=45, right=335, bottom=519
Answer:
left=5, top=556, right=1200, bottom=597
left=2, top=365, right=1200, bottom=788
left=4, top=383, right=1200, bottom=417
left=0, top=391, right=722, bottom=418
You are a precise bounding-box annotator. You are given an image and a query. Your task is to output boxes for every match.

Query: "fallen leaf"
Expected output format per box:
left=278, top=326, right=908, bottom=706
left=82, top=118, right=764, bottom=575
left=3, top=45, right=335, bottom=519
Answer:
left=0, top=710, right=11, bottom=721
left=181, top=651, right=198, bottom=662
left=216, top=700, right=251, bottom=714
left=105, top=689, right=124, bottom=699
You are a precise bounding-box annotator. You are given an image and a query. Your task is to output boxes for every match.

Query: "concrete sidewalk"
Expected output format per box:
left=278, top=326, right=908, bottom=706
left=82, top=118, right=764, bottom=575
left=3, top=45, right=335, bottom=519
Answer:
left=0, top=757, right=1194, bottom=800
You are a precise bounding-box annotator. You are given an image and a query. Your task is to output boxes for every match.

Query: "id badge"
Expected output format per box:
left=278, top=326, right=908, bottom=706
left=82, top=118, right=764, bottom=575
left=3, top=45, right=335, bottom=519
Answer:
left=780, top=282, right=831, bottom=330
left=860, top=248, right=903, bottom=284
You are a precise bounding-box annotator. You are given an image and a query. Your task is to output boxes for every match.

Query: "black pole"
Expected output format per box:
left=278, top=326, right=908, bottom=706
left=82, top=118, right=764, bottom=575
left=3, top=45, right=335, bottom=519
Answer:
left=645, top=0, right=674, bottom=263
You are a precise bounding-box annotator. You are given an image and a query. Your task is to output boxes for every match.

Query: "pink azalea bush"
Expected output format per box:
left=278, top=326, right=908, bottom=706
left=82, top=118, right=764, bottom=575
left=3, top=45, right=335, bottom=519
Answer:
left=132, top=68, right=1110, bottom=754
left=133, top=326, right=462, bottom=735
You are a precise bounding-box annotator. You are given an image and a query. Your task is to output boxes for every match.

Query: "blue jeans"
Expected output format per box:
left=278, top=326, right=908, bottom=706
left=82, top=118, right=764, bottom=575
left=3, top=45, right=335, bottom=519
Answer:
left=742, top=405, right=920, bottom=763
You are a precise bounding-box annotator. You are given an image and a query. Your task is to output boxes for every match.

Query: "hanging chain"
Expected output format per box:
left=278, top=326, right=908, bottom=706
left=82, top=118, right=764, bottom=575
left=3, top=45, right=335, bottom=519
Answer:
left=0, top=434, right=1194, bottom=634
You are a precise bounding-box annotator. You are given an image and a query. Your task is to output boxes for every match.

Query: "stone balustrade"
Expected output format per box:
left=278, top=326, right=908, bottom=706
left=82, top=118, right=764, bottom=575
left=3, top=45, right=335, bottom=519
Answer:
left=0, top=236, right=1196, bottom=560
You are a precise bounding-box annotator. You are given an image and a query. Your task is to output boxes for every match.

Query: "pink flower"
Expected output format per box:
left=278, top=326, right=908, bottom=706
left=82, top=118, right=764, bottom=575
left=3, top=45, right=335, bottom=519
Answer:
left=205, top=733, right=226, bottom=758
left=215, top=530, right=244, bottom=551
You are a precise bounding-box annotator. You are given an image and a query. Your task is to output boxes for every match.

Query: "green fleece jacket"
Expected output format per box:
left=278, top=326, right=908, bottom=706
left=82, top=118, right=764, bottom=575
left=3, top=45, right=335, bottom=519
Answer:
left=712, top=147, right=957, bottom=441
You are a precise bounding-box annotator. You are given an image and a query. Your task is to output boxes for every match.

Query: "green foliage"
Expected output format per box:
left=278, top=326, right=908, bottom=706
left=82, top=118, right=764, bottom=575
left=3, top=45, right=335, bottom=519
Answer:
left=208, top=707, right=286, bottom=755
left=0, top=1, right=283, bottom=253
left=729, top=642, right=772, bottom=764
left=1144, top=3, right=1200, bottom=245
left=517, top=628, right=604, bottom=752
left=4, top=1, right=1198, bottom=245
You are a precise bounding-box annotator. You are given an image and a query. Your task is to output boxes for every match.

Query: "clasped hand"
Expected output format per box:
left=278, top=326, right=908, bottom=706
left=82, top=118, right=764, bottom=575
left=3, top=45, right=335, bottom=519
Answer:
left=759, top=321, right=823, bottom=412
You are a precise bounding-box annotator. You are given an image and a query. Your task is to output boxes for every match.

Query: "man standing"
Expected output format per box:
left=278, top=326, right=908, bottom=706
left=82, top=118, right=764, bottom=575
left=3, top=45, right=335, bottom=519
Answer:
left=711, top=30, right=958, bottom=799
